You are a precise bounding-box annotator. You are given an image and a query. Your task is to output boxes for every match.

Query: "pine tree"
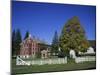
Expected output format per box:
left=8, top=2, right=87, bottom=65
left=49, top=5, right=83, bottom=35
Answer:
left=12, top=30, right=16, bottom=56
left=51, top=31, right=59, bottom=55
left=59, top=16, right=89, bottom=55
left=24, top=31, right=29, bottom=40
left=15, top=29, right=22, bottom=55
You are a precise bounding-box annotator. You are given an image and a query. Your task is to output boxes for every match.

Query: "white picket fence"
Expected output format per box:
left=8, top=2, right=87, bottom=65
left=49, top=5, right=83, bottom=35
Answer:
left=16, top=56, right=67, bottom=65
left=16, top=56, right=96, bottom=65
left=75, top=56, right=96, bottom=63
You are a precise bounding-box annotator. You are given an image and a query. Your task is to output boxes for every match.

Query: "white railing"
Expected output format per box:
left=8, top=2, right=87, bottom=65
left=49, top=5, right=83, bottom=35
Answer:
left=16, top=56, right=31, bottom=66
left=75, top=56, right=96, bottom=63
left=16, top=56, right=67, bottom=65
left=16, top=56, right=96, bottom=65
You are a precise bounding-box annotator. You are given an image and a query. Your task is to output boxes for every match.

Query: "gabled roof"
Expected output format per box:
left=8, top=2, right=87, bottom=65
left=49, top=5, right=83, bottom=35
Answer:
left=20, top=34, right=47, bottom=45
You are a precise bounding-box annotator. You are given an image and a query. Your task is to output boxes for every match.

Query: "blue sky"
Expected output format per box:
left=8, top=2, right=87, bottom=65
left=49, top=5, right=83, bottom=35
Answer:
left=12, top=1, right=96, bottom=44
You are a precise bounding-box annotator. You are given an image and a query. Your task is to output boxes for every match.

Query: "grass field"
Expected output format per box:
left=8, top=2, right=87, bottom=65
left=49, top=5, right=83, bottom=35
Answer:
left=11, top=59, right=96, bottom=74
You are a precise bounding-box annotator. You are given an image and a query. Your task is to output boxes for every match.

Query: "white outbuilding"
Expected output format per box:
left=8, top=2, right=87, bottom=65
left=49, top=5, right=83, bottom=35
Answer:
left=69, top=49, right=76, bottom=59
left=86, top=47, right=95, bottom=54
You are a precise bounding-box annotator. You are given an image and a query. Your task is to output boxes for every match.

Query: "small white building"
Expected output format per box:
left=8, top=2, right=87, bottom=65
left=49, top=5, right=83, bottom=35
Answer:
left=69, top=49, right=76, bottom=59
left=86, top=47, right=95, bottom=54
left=78, top=47, right=95, bottom=55
left=41, top=49, right=50, bottom=59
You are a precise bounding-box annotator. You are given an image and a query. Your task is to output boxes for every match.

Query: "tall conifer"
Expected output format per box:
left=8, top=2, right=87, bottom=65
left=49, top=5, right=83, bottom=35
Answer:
left=15, top=29, right=22, bottom=55
left=51, top=31, right=59, bottom=54
left=24, top=31, right=29, bottom=40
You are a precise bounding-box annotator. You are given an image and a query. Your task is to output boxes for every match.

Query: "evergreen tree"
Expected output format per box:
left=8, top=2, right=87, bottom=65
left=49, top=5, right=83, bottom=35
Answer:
left=15, top=29, right=22, bottom=55
left=51, top=31, right=59, bottom=54
left=59, top=16, right=89, bottom=55
left=24, top=31, right=29, bottom=40
left=12, top=30, right=16, bottom=56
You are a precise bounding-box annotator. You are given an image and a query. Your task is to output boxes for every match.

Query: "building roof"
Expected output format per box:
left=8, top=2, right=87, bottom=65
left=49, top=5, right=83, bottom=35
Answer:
left=20, top=34, right=47, bottom=45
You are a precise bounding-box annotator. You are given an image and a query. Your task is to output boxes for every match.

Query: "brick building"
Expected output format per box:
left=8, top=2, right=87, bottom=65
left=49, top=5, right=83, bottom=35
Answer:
left=19, top=34, right=50, bottom=58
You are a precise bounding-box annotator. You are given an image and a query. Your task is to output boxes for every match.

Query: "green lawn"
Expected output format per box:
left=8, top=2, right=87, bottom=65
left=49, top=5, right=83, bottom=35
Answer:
left=11, top=59, right=96, bottom=74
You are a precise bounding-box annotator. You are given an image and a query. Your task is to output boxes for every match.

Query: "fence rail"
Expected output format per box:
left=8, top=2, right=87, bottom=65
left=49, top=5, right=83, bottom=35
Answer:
left=75, top=56, right=96, bottom=63
left=16, top=56, right=67, bottom=65
left=16, top=56, right=96, bottom=65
